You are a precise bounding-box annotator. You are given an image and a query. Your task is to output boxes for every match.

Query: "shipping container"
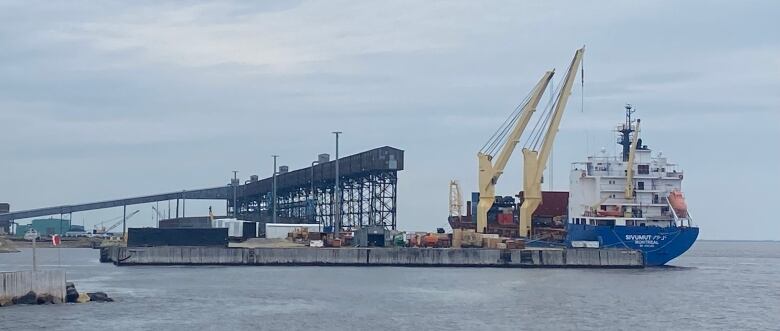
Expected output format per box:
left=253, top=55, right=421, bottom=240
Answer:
left=213, top=218, right=259, bottom=241
left=159, top=217, right=212, bottom=229
left=127, top=228, right=228, bottom=247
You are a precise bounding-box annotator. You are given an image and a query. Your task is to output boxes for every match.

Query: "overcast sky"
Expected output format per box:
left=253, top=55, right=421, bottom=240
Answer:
left=1, top=1, right=778, bottom=240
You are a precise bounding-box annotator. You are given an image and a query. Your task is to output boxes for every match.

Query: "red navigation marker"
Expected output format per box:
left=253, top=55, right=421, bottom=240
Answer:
left=52, top=234, right=61, bottom=246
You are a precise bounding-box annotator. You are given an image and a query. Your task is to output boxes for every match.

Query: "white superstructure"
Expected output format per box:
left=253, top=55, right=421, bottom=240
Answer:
left=567, top=107, right=691, bottom=229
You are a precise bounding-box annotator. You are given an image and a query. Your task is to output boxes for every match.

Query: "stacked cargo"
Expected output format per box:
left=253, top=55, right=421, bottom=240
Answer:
left=461, top=230, right=483, bottom=248
left=482, top=234, right=501, bottom=249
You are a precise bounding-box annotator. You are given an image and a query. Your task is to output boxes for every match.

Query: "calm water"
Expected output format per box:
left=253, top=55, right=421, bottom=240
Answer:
left=1, top=241, right=779, bottom=330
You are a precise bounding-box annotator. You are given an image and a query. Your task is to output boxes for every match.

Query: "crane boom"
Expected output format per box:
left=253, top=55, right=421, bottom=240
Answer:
left=151, top=206, right=164, bottom=219
left=519, top=47, right=584, bottom=237
left=476, top=71, right=555, bottom=233
left=624, top=119, right=641, bottom=199
left=104, top=210, right=140, bottom=233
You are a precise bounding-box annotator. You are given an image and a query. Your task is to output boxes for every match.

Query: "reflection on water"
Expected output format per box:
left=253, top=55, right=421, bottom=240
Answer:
left=1, top=241, right=778, bottom=331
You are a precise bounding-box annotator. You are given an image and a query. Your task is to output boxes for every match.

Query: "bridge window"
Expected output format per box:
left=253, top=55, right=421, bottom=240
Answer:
left=638, top=165, right=649, bottom=174
left=597, top=219, right=615, bottom=226
left=637, top=182, right=645, bottom=190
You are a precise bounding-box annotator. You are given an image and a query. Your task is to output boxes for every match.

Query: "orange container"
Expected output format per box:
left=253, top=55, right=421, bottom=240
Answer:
left=422, top=234, right=439, bottom=247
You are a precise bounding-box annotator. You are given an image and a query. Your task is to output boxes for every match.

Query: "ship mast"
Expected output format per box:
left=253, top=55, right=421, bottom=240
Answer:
left=624, top=118, right=641, bottom=201
left=618, top=104, right=635, bottom=161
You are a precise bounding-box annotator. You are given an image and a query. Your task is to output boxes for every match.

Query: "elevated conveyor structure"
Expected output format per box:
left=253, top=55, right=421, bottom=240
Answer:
left=0, top=187, right=232, bottom=222
left=234, top=146, right=404, bottom=231
left=1, top=146, right=404, bottom=232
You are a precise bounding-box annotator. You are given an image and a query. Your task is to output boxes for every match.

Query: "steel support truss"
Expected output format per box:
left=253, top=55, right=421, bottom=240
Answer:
left=236, top=171, right=397, bottom=230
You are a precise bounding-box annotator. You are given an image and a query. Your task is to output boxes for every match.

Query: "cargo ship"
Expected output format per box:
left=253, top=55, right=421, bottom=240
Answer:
left=449, top=106, right=699, bottom=266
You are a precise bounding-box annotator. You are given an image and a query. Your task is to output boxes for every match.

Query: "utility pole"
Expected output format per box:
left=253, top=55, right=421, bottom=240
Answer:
left=182, top=190, right=186, bottom=218
left=310, top=160, right=320, bottom=226
left=232, top=170, right=239, bottom=218
left=272, top=155, right=279, bottom=224
left=32, top=235, right=37, bottom=272
left=122, top=204, right=127, bottom=241
left=332, top=131, right=342, bottom=233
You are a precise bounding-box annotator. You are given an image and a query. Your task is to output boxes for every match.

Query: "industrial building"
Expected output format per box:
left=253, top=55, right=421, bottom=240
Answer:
left=13, top=218, right=85, bottom=238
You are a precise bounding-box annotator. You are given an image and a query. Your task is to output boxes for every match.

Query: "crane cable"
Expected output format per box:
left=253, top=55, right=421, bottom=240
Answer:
left=482, top=91, right=533, bottom=156
left=524, top=56, right=579, bottom=151
left=480, top=88, right=534, bottom=156
left=524, top=79, right=562, bottom=151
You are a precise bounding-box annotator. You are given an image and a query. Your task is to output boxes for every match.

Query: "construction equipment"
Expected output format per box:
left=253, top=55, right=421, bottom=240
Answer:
left=476, top=71, right=555, bottom=233
left=519, top=47, right=585, bottom=237
left=93, top=216, right=122, bottom=234
left=94, top=210, right=140, bottom=235
left=151, top=206, right=165, bottom=220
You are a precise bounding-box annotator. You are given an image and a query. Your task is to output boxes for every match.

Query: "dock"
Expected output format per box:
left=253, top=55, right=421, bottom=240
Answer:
left=100, top=246, right=645, bottom=268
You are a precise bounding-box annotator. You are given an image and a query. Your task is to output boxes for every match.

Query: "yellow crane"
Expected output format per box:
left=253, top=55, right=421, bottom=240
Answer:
left=518, top=47, right=584, bottom=237
left=476, top=71, right=555, bottom=233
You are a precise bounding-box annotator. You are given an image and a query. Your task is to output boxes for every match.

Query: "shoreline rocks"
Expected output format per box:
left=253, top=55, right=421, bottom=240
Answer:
left=1, top=291, right=61, bottom=306
left=0, top=237, right=20, bottom=253
left=66, top=282, right=79, bottom=303
left=1, top=282, right=112, bottom=307
left=87, top=292, right=113, bottom=302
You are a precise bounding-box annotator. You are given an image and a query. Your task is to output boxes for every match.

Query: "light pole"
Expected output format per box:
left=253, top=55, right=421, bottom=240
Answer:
left=232, top=170, right=239, bottom=218
left=310, top=160, right=320, bottom=226
left=272, top=155, right=279, bottom=224
left=332, top=131, right=342, bottom=234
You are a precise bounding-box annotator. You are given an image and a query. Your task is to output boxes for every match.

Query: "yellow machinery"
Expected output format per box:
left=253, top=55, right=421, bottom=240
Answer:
left=475, top=47, right=584, bottom=236
left=476, top=71, right=554, bottom=233
left=518, top=47, right=585, bottom=237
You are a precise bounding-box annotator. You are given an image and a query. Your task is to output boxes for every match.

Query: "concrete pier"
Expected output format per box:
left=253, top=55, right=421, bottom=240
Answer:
left=1, top=271, right=66, bottom=305
left=102, top=246, right=644, bottom=268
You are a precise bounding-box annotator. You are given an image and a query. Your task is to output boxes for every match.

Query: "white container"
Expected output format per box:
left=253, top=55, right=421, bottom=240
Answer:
left=213, top=218, right=239, bottom=229
left=228, top=221, right=243, bottom=238
left=214, top=218, right=249, bottom=238
left=309, top=240, right=324, bottom=247
left=265, top=223, right=322, bottom=239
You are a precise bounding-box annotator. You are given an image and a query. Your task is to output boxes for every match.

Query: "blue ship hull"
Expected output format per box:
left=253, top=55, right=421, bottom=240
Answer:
left=565, top=224, right=699, bottom=266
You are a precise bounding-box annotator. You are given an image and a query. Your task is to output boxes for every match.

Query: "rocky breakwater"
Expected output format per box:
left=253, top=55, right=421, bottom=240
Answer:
left=66, top=282, right=113, bottom=304
left=0, top=271, right=113, bottom=307
left=0, top=282, right=112, bottom=307
left=1, top=290, right=62, bottom=306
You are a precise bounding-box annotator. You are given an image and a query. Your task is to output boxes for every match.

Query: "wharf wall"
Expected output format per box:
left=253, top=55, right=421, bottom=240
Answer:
left=102, top=246, right=644, bottom=268
left=1, top=271, right=66, bottom=303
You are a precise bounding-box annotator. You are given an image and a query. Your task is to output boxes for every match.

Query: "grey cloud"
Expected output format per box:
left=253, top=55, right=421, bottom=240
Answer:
left=1, top=0, right=778, bottom=239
